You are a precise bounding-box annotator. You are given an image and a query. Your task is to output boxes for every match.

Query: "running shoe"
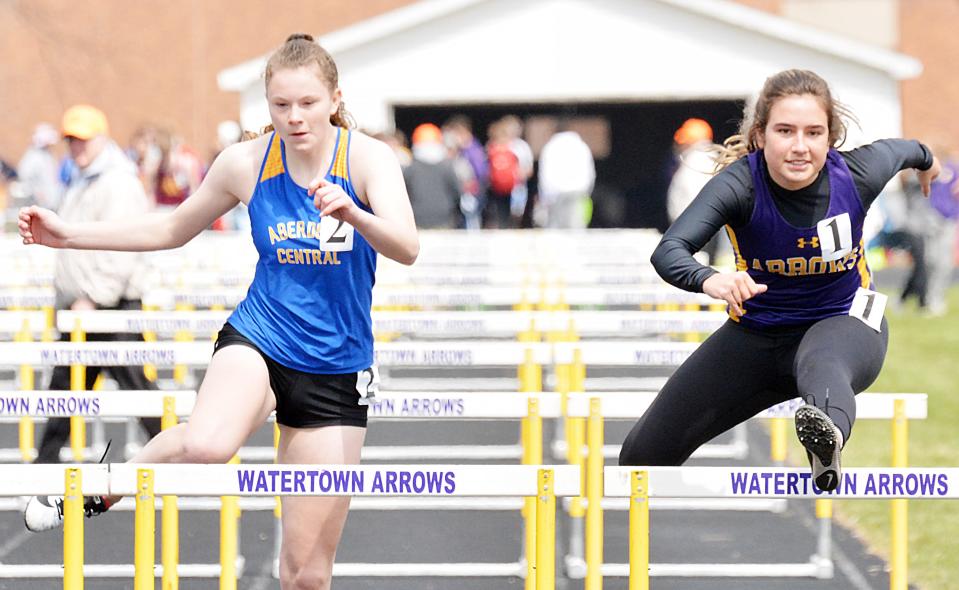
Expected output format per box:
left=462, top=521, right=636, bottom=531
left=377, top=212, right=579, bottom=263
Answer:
left=794, top=404, right=844, bottom=492
left=24, top=494, right=111, bottom=532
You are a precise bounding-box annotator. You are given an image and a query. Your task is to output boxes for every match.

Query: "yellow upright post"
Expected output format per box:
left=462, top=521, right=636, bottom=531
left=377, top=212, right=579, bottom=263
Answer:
left=161, top=397, right=179, bottom=589
left=629, top=470, right=650, bottom=590
left=70, top=319, right=86, bottom=462
left=135, top=469, right=156, bottom=590
left=63, top=468, right=84, bottom=590
left=585, top=397, right=604, bottom=590
left=890, top=398, right=908, bottom=590
left=173, top=302, right=193, bottom=384
left=524, top=398, right=541, bottom=590
left=770, top=417, right=787, bottom=463
left=535, top=468, right=556, bottom=590
left=568, top=349, right=586, bottom=519
left=220, top=455, right=240, bottom=590
left=142, top=303, right=159, bottom=381
left=17, top=321, right=35, bottom=461
left=274, top=422, right=282, bottom=520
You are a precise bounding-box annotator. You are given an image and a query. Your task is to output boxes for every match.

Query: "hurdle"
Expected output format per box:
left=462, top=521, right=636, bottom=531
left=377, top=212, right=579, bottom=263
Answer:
left=94, top=463, right=577, bottom=590
left=581, top=394, right=927, bottom=588
left=605, top=466, right=957, bottom=590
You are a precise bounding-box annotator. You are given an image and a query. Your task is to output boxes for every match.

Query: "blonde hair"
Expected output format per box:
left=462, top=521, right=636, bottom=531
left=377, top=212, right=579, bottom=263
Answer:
left=248, top=33, right=355, bottom=139
left=714, top=69, right=855, bottom=171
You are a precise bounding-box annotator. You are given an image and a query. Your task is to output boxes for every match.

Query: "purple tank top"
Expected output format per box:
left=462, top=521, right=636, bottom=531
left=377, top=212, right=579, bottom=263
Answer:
left=725, top=149, right=872, bottom=329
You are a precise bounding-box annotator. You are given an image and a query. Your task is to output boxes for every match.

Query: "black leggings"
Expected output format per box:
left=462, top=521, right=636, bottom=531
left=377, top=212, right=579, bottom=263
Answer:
left=619, top=314, right=888, bottom=466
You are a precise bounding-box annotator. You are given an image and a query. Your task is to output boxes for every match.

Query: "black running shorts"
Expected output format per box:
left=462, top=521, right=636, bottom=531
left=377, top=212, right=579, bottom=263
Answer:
left=213, top=322, right=372, bottom=428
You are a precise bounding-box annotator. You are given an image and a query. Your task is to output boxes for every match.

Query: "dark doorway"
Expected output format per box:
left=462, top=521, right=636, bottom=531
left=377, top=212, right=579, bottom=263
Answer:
left=394, top=100, right=745, bottom=230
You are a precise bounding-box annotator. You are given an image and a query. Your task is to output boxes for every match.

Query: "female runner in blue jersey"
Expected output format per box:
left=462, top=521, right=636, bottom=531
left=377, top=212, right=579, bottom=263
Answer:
left=19, top=34, right=418, bottom=590
left=619, top=69, right=940, bottom=492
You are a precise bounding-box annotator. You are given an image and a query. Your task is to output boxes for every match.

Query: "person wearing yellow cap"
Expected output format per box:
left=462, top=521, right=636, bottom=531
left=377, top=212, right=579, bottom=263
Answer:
left=27, top=104, right=162, bottom=468
left=20, top=35, right=418, bottom=590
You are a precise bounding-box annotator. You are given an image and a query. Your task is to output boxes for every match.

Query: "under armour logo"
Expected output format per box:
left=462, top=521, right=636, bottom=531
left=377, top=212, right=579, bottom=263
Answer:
left=797, top=236, right=820, bottom=249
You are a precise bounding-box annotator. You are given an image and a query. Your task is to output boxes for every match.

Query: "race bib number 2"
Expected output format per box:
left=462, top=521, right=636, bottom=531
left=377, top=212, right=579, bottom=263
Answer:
left=355, top=366, right=380, bottom=406
left=319, top=215, right=354, bottom=252
left=848, top=287, right=886, bottom=332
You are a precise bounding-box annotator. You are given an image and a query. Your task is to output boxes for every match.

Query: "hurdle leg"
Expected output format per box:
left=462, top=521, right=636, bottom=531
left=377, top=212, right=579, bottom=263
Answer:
left=585, top=398, right=604, bottom=590
left=135, top=469, right=156, bottom=590
left=220, top=455, right=241, bottom=590
left=629, top=470, right=649, bottom=590
left=69, top=320, right=86, bottom=462
left=161, top=397, right=180, bottom=590
left=535, top=468, right=556, bottom=590
left=16, top=323, right=36, bottom=461
left=64, top=468, right=84, bottom=590
left=524, top=398, right=542, bottom=590
left=890, top=399, right=909, bottom=590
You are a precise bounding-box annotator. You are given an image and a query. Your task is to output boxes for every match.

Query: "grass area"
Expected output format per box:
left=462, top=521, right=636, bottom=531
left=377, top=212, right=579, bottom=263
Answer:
left=785, top=287, right=959, bottom=590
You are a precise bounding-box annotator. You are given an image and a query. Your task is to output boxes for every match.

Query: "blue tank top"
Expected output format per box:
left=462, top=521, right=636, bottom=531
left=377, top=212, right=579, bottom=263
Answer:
left=725, top=149, right=872, bottom=329
left=228, top=129, right=377, bottom=373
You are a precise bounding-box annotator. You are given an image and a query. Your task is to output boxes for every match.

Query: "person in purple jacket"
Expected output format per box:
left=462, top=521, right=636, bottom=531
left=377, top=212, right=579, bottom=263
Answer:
left=619, top=69, right=941, bottom=492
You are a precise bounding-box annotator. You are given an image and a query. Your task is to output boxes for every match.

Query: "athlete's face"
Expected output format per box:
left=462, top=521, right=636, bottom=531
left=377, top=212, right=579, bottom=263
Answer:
left=267, top=65, right=341, bottom=150
left=757, top=94, right=830, bottom=191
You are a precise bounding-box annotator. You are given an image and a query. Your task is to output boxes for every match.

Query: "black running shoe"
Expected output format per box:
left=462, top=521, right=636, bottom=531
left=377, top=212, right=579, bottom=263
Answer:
left=794, top=404, right=844, bottom=492
left=24, top=494, right=111, bottom=532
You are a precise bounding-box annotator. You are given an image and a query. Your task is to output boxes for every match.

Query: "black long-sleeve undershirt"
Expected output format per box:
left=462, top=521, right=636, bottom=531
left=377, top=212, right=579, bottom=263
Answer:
left=651, top=139, right=934, bottom=292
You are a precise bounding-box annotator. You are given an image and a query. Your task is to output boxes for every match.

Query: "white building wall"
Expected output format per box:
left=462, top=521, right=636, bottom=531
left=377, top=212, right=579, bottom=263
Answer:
left=233, top=0, right=904, bottom=144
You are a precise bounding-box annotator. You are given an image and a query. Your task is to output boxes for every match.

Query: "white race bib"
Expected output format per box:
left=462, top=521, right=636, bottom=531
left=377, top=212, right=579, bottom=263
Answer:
left=816, top=213, right=853, bottom=262
left=319, top=215, right=354, bottom=252
left=355, top=366, right=380, bottom=406
left=848, top=287, right=886, bottom=332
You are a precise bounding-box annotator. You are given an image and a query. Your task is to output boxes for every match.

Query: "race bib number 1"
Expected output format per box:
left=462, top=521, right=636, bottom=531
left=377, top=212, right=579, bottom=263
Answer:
left=319, top=215, right=354, bottom=252
left=848, top=287, right=886, bottom=332
left=816, top=213, right=853, bottom=262
left=355, top=366, right=380, bottom=406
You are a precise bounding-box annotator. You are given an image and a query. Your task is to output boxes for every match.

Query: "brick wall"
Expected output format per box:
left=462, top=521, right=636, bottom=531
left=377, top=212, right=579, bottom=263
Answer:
left=0, top=0, right=416, bottom=163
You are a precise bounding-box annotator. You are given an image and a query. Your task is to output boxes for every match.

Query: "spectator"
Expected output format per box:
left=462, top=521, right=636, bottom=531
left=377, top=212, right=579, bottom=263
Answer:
left=17, top=123, right=63, bottom=211
left=403, top=123, right=461, bottom=229
left=31, top=104, right=161, bottom=464
left=538, top=127, right=595, bottom=229
left=666, top=118, right=729, bottom=264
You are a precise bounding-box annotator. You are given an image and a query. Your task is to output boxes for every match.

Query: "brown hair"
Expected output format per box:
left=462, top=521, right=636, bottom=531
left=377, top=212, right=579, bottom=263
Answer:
left=714, top=69, right=855, bottom=170
left=250, top=33, right=355, bottom=138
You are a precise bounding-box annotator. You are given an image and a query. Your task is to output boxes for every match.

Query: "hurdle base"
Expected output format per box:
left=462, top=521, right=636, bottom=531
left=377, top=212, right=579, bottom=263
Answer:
left=599, top=560, right=832, bottom=578
left=0, top=558, right=245, bottom=578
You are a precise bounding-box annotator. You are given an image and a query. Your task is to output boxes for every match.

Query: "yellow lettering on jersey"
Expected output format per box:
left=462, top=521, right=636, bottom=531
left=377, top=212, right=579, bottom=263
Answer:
left=268, top=226, right=281, bottom=245
left=323, top=251, right=335, bottom=265
left=277, top=249, right=287, bottom=264
left=808, top=257, right=828, bottom=275
left=767, top=259, right=785, bottom=275
left=786, top=257, right=807, bottom=276
left=292, top=249, right=305, bottom=264
left=307, top=221, right=318, bottom=239
left=286, top=221, right=296, bottom=239
left=752, top=259, right=763, bottom=271
left=828, top=259, right=844, bottom=273
left=277, top=223, right=288, bottom=241
left=295, top=221, right=305, bottom=238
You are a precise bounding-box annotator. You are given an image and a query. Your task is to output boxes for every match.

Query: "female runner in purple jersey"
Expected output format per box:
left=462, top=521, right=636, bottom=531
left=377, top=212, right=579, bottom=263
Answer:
left=19, top=34, right=418, bottom=590
left=619, top=69, right=940, bottom=492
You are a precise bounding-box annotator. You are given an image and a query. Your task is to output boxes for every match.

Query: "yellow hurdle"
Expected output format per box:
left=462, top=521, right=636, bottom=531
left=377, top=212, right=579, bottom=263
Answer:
left=891, top=398, right=908, bottom=590
left=524, top=398, right=542, bottom=590
left=135, top=469, right=156, bottom=590
left=629, top=470, right=650, bottom=590
left=220, top=455, right=241, bottom=590
left=70, top=319, right=86, bottom=462
left=535, top=468, right=555, bottom=590
left=64, top=468, right=84, bottom=590
left=16, top=321, right=35, bottom=461
left=585, top=397, right=604, bottom=590
left=161, top=397, right=180, bottom=589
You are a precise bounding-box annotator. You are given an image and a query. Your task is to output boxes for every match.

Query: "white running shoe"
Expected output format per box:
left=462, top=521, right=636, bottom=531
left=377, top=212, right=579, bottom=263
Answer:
left=24, top=494, right=110, bottom=532
left=795, top=404, right=844, bottom=492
